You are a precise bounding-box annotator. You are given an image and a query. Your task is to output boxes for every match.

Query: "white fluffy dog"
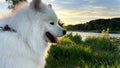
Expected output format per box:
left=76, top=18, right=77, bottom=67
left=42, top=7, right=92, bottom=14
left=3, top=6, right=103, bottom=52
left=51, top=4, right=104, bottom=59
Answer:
left=0, top=0, right=66, bottom=68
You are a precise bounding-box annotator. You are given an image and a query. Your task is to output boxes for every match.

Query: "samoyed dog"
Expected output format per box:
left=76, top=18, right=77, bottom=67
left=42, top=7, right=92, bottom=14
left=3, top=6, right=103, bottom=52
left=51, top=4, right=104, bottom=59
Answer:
left=0, top=0, right=66, bottom=68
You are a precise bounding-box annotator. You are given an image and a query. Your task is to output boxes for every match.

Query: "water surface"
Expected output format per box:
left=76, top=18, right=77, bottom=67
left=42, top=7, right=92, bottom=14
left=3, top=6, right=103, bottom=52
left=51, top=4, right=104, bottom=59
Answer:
left=67, top=31, right=120, bottom=40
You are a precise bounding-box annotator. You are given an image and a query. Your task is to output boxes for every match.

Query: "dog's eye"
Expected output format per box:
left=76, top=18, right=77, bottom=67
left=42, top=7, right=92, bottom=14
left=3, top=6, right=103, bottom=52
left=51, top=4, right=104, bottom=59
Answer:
left=50, top=22, right=54, bottom=25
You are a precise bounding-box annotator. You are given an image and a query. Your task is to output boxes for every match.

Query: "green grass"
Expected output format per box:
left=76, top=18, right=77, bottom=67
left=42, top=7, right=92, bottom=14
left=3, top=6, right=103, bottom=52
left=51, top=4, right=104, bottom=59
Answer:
left=45, top=33, right=120, bottom=68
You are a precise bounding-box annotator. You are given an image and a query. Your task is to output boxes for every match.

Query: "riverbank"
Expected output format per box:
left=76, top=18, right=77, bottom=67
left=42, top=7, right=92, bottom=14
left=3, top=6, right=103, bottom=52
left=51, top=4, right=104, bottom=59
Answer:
left=67, top=31, right=120, bottom=41
left=67, top=30, right=120, bottom=34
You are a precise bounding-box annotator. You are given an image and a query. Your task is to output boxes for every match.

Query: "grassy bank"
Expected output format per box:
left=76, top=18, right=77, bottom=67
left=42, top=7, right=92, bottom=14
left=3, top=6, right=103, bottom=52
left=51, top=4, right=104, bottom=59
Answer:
left=46, top=33, right=120, bottom=68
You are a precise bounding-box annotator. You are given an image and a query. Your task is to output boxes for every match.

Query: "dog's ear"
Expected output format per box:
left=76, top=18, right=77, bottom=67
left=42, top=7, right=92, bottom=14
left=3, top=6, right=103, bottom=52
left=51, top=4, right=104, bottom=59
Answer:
left=30, top=0, right=41, bottom=11
left=34, top=0, right=41, bottom=11
left=48, top=4, right=52, bottom=8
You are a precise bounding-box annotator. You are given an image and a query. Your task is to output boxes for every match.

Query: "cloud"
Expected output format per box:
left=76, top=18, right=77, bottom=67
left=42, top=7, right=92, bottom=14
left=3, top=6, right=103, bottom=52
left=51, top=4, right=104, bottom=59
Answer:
left=55, top=4, right=120, bottom=25
left=58, top=1, right=73, bottom=4
left=83, top=0, right=97, bottom=3
left=42, top=0, right=55, bottom=4
left=0, top=0, right=5, bottom=2
left=79, top=5, right=120, bottom=17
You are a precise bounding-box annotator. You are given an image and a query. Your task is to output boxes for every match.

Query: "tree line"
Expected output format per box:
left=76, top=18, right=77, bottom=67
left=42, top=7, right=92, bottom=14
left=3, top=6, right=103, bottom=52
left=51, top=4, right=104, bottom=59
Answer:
left=66, top=18, right=120, bottom=33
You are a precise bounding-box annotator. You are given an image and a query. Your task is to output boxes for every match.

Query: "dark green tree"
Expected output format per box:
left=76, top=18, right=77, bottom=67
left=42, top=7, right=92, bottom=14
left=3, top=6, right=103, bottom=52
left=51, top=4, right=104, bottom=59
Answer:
left=6, top=0, right=27, bottom=9
left=66, top=18, right=120, bottom=32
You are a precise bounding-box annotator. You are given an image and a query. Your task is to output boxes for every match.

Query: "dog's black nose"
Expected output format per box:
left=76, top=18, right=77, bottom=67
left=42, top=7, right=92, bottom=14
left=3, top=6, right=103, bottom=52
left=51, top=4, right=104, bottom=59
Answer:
left=63, top=30, right=67, bottom=35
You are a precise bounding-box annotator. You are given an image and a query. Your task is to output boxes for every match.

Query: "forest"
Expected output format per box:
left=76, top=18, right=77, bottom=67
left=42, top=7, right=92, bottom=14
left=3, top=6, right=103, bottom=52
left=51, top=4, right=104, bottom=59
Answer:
left=66, top=18, right=120, bottom=33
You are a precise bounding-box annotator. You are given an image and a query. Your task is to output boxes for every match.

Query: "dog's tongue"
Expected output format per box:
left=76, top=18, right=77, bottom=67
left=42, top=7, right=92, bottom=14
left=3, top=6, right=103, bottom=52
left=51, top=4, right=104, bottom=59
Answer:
left=46, top=32, right=60, bottom=45
left=54, top=37, right=60, bottom=45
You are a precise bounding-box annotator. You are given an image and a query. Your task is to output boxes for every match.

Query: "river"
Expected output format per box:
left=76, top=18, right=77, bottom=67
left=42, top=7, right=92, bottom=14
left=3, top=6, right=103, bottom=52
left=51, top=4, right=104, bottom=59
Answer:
left=67, top=31, right=120, bottom=40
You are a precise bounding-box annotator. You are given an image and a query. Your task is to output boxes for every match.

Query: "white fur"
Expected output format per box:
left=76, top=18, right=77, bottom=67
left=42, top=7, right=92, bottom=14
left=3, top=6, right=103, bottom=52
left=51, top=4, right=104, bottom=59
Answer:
left=0, top=0, right=65, bottom=68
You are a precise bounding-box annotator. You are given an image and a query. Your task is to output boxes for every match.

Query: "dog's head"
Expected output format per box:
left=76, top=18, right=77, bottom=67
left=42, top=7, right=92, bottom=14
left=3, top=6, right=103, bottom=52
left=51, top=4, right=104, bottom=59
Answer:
left=30, top=0, right=66, bottom=45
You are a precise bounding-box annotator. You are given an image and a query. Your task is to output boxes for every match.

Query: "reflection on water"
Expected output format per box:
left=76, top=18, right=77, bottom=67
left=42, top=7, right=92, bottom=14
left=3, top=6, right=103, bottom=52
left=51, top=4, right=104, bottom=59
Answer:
left=67, top=31, right=120, bottom=40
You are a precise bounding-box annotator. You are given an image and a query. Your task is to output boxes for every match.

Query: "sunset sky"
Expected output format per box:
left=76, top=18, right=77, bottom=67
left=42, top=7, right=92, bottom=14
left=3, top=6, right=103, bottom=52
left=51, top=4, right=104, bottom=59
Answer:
left=0, top=0, right=120, bottom=25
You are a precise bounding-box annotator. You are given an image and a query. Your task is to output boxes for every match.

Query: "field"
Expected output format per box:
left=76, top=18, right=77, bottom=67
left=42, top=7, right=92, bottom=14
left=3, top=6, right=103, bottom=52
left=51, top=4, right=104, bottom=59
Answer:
left=45, top=32, right=120, bottom=68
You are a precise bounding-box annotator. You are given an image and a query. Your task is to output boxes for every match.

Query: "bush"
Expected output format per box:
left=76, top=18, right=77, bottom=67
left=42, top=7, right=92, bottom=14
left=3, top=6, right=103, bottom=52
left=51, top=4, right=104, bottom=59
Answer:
left=65, top=33, right=82, bottom=45
left=59, top=37, right=75, bottom=46
left=84, top=37, right=118, bottom=51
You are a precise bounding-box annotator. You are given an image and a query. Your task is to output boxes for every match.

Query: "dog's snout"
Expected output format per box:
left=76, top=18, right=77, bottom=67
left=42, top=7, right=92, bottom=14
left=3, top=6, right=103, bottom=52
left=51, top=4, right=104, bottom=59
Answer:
left=63, top=30, right=66, bottom=35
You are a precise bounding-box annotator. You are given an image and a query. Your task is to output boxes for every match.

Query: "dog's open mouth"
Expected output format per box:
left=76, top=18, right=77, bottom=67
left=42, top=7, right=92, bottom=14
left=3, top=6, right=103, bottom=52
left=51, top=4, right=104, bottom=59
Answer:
left=46, top=32, right=60, bottom=45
